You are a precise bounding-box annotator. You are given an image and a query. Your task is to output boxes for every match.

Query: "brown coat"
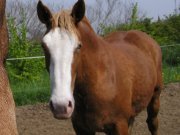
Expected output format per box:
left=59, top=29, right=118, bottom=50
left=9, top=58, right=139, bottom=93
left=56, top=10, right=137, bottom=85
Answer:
left=37, top=0, right=163, bottom=134
left=72, top=18, right=162, bottom=134
left=0, top=0, right=18, bottom=134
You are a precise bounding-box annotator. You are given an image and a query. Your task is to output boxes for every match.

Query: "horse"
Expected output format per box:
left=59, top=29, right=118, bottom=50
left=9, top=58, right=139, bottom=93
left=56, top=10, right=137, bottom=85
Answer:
left=0, top=0, right=18, bottom=134
left=37, top=0, right=163, bottom=134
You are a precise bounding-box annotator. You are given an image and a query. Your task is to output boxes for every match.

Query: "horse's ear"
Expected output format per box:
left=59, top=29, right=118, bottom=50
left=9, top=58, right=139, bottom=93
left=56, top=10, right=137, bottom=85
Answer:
left=37, top=0, right=52, bottom=27
left=71, top=0, right=85, bottom=24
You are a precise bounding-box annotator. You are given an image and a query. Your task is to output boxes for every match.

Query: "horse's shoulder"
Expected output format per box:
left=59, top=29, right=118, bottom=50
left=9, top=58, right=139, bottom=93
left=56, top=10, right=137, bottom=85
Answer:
left=103, top=31, right=126, bottom=42
left=124, top=30, right=149, bottom=43
left=104, top=30, right=148, bottom=45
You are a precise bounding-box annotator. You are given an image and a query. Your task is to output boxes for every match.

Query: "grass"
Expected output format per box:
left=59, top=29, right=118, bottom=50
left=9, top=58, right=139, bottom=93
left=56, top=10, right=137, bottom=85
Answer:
left=163, top=64, right=180, bottom=84
left=8, top=64, right=179, bottom=106
left=9, top=71, right=50, bottom=106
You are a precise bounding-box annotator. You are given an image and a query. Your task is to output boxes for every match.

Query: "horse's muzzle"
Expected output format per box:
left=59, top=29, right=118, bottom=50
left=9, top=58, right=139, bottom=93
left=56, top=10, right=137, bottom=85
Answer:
left=49, top=100, right=74, bottom=119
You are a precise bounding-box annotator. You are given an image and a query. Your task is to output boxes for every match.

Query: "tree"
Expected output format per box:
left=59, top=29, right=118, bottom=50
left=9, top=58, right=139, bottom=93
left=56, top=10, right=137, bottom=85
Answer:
left=87, top=0, right=136, bottom=34
left=6, top=0, right=63, bottom=40
left=6, top=0, right=140, bottom=36
left=130, top=3, right=138, bottom=29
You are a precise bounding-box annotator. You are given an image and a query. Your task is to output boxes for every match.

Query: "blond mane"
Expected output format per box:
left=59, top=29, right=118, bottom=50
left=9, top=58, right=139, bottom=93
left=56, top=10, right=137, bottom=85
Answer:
left=53, top=10, right=79, bottom=36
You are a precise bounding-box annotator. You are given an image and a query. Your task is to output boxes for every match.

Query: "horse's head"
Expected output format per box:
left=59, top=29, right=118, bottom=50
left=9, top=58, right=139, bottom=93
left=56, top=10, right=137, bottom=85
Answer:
left=37, top=0, right=85, bottom=119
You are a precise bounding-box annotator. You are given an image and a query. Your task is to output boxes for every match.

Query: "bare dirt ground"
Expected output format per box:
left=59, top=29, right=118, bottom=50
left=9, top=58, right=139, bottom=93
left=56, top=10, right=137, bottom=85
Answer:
left=16, top=83, right=180, bottom=135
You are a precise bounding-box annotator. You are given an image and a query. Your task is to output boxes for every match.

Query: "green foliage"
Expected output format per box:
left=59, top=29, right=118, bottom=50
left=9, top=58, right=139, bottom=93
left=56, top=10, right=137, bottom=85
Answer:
left=130, top=3, right=138, bottom=29
left=6, top=10, right=49, bottom=106
left=102, top=4, right=180, bottom=66
left=102, top=6, right=180, bottom=46
left=10, top=62, right=179, bottom=106
left=162, top=45, right=180, bottom=66
left=163, top=65, right=180, bottom=84
left=101, top=5, right=180, bottom=84
left=11, top=71, right=50, bottom=106
left=7, top=12, right=44, bottom=81
left=6, top=4, right=179, bottom=106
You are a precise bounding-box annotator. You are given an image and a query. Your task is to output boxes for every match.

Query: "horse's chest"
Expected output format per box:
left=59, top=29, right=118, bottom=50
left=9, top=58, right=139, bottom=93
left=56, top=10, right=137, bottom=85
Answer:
left=73, top=90, right=116, bottom=130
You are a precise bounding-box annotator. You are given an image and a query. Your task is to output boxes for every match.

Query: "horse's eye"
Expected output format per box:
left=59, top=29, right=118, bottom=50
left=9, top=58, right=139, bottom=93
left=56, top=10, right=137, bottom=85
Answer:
left=77, top=44, right=82, bottom=50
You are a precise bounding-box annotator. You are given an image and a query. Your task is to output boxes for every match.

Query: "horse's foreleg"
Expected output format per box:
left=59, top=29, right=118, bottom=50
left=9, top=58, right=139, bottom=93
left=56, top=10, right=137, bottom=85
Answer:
left=72, top=119, right=95, bottom=135
left=146, top=86, right=161, bottom=135
left=110, top=119, right=129, bottom=135
left=128, top=117, right=135, bottom=135
left=74, top=130, right=95, bottom=135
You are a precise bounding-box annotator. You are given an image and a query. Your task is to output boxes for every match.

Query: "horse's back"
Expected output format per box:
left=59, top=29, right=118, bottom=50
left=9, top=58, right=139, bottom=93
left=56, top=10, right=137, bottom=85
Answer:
left=104, top=30, right=162, bottom=82
left=124, top=30, right=162, bottom=85
left=104, top=30, right=161, bottom=60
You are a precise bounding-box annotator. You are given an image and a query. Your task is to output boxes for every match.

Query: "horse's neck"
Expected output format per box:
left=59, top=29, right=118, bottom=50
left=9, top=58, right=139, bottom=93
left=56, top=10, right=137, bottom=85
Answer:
left=78, top=18, right=101, bottom=50
left=77, top=19, right=109, bottom=84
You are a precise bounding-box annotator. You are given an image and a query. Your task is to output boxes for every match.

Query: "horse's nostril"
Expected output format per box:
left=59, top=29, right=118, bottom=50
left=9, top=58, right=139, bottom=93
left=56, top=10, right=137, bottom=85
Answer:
left=68, top=101, right=72, bottom=108
left=49, top=100, right=54, bottom=111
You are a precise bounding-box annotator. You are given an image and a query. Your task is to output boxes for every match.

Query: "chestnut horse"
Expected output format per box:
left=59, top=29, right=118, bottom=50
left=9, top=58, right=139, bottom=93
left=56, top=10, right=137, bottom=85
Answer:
left=0, top=0, right=18, bottom=134
left=37, top=0, right=162, bottom=135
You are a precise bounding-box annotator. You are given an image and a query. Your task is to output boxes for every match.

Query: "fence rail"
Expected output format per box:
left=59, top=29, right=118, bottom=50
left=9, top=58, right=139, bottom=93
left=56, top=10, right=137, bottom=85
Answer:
left=6, top=44, right=179, bottom=106
left=6, top=44, right=180, bottom=61
left=6, top=44, right=179, bottom=84
left=160, top=44, right=180, bottom=47
left=7, top=56, right=45, bottom=61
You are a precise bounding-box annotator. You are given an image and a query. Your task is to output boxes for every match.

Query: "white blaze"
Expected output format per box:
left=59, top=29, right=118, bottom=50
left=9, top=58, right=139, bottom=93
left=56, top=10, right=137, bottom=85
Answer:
left=43, top=28, right=78, bottom=105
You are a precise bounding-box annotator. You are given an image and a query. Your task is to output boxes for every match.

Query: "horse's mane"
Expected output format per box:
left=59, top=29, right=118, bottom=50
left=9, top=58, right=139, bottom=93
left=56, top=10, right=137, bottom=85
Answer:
left=53, top=10, right=79, bottom=36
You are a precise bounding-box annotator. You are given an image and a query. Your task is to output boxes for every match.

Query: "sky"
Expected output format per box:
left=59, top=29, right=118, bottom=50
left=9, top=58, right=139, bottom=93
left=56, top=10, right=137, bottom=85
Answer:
left=43, top=0, right=179, bottom=20
left=132, top=0, right=178, bottom=19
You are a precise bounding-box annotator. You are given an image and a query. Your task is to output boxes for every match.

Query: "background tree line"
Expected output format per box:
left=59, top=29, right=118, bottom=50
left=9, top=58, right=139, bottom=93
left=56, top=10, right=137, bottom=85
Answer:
left=5, top=0, right=180, bottom=81
left=101, top=3, right=180, bottom=67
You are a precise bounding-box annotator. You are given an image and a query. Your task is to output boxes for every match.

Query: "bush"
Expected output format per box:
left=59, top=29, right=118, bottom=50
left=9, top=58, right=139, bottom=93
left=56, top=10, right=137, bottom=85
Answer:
left=162, top=45, right=180, bottom=66
left=6, top=12, right=45, bottom=81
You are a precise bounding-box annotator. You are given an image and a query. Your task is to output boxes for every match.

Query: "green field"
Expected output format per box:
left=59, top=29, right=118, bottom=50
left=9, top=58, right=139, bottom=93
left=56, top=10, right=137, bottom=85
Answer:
left=163, top=65, right=180, bottom=84
left=9, top=71, right=50, bottom=106
left=6, top=8, right=179, bottom=106
left=8, top=64, right=179, bottom=106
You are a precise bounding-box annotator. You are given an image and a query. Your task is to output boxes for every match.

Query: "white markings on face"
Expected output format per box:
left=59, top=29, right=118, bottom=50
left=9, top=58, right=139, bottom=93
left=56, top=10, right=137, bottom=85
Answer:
left=43, top=28, right=78, bottom=106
